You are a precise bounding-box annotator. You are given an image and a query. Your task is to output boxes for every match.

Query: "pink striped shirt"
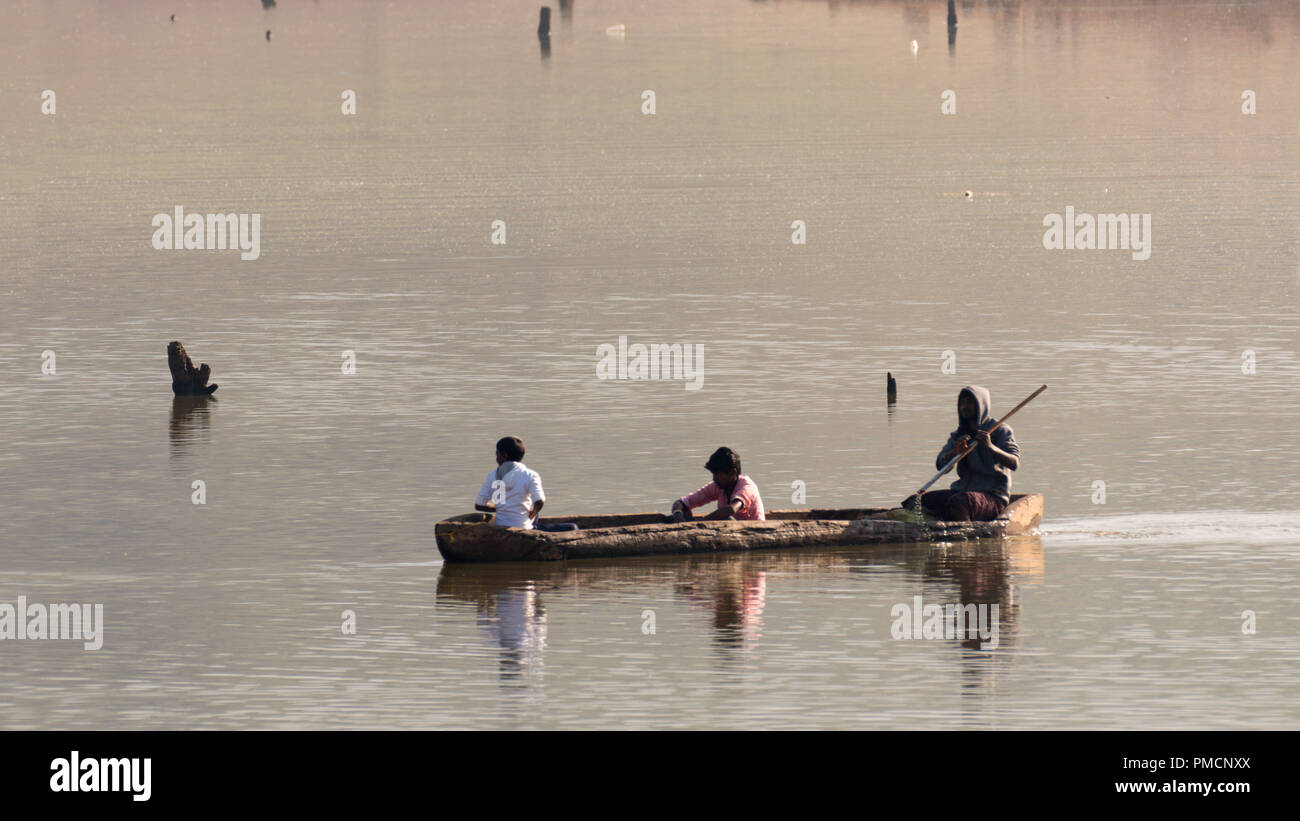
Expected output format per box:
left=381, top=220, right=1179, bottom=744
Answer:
left=677, top=475, right=765, bottom=521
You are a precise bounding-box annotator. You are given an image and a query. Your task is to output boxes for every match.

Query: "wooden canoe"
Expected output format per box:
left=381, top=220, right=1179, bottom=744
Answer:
left=434, top=493, right=1043, bottom=563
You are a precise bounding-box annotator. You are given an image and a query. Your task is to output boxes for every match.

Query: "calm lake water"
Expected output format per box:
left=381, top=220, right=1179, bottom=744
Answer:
left=0, top=0, right=1296, bottom=729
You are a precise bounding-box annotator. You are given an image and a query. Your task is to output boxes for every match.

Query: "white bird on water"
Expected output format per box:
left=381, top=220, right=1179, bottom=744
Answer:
left=910, top=39, right=918, bottom=57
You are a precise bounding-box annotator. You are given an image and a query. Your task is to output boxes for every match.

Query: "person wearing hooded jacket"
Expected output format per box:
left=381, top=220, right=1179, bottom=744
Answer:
left=920, top=385, right=1020, bottom=521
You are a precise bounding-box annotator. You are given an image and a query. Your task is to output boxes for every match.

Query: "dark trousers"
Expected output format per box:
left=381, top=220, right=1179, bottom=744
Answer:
left=535, top=522, right=578, bottom=532
left=920, top=489, right=1006, bottom=522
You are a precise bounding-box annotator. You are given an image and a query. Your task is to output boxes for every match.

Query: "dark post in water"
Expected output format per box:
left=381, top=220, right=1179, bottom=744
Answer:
left=887, top=372, right=897, bottom=404
left=538, top=6, right=551, bottom=38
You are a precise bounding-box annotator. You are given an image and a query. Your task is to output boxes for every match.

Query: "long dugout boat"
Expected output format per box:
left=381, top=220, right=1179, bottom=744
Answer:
left=435, top=494, right=1044, bottom=563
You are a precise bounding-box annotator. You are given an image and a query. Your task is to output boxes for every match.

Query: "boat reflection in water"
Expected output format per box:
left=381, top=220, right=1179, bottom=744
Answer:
left=852, top=534, right=1046, bottom=716
left=435, top=535, right=1043, bottom=690
left=857, top=534, right=1045, bottom=651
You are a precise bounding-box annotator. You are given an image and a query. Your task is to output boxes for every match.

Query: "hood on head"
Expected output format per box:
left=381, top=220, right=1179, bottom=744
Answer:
left=958, top=385, right=993, bottom=429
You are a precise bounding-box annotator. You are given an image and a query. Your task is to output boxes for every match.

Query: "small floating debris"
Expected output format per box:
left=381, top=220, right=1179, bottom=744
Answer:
left=910, top=39, right=918, bottom=56
left=606, top=23, right=626, bottom=38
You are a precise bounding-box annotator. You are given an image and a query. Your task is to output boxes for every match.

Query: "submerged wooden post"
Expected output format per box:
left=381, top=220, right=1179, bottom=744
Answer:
left=887, top=372, right=897, bottom=403
left=538, top=6, right=551, bottom=38
left=168, top=341, right=218, bottom=396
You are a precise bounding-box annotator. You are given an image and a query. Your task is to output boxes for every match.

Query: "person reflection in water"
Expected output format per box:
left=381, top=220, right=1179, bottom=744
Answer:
left=676, top=564, right=768, bottom=648
left=476, top=583, right=547, bottom=681
left=710, top=569, right=766, bottom=645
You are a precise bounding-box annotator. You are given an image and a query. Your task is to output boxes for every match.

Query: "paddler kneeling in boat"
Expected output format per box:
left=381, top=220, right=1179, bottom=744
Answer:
left=474, top=436, right=578, bottom=532
left=920, top=386, right=1020, bottom=522
left=671, top=447, right=766, bottom=522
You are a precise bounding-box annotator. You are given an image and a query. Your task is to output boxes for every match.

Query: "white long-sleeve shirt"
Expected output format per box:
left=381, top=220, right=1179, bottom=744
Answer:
left=475, top=461, right=545, bottom=529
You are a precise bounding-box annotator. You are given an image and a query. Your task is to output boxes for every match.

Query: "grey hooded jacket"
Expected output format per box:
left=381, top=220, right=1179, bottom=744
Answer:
left=937, top=385, right=1019, bottom=502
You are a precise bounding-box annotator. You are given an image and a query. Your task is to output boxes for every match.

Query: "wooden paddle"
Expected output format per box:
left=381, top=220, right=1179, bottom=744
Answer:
left=902, top=384, right=1047, bottom=510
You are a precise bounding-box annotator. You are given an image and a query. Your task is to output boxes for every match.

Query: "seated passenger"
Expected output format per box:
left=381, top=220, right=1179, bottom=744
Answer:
left=671, top=447, right=765, bottom=522
left=474, top=436, right=576, bottom=531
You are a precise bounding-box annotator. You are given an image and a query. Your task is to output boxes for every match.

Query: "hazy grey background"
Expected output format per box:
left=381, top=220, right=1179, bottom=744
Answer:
left=0, top=0, right=1296, bottom=729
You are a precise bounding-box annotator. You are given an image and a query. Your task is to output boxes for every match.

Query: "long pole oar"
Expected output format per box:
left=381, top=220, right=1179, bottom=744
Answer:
left=902, top=384, right=1047, bottom=510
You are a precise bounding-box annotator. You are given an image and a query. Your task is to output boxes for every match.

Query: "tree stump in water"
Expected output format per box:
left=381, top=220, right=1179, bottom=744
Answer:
left=167, top=341, right=218, bottom=396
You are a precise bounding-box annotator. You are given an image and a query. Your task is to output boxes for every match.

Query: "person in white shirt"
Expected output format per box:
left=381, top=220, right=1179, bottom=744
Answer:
left=473, top=436, right=577, bottom=532
left=474, top=436, right=544, bottom=528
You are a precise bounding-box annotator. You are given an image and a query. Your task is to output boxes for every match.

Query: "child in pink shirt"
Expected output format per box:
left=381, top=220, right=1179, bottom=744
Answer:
left=672, top=447, right=765, bottom=522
